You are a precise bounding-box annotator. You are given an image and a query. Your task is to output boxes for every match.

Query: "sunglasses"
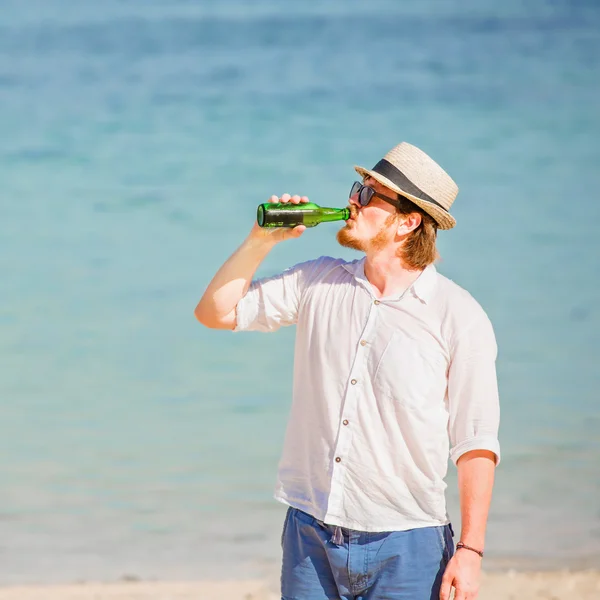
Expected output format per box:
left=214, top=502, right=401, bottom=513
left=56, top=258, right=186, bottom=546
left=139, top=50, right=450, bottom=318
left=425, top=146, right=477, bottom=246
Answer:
left=349, top=181, right=402, bottom=210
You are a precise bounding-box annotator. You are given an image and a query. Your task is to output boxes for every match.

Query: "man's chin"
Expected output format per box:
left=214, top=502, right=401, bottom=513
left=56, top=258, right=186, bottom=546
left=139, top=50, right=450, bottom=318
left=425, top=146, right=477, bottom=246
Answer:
left=336, top=226, right=365, bottom=252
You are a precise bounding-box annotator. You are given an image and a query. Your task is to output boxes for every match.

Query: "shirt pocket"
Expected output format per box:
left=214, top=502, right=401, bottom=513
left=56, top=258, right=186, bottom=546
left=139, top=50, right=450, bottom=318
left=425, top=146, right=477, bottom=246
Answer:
left=373, top=330, right=446, bottom=410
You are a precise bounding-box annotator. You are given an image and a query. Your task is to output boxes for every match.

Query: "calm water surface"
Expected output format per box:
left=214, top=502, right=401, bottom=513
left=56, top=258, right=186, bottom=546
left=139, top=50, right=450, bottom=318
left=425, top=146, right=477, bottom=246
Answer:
left=1, top=0, right=599, bottom=584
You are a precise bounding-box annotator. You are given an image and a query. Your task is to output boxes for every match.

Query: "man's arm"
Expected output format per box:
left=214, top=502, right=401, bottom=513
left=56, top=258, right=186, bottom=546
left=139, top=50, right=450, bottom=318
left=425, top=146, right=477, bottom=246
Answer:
left=457, top=449, right=496, bottom=551
left=194, top=195, right=308, bottom=330
left=442, top=306, right=500, bottom=600
left=440, top=449, right=496, bottom=600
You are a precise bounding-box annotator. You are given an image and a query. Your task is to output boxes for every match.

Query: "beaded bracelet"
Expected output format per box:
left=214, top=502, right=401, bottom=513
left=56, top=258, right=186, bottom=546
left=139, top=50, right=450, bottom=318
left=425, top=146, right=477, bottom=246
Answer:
left=456, top=542, right=484, bottom=557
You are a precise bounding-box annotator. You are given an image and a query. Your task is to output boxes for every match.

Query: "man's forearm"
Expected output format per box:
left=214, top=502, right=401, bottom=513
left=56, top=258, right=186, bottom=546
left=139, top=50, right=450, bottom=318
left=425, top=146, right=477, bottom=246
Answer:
left=194, top=234, right=276, bottom=329
left=194, top=196, right=308, bottom=329
left=456, top=449, right=496, bottom=550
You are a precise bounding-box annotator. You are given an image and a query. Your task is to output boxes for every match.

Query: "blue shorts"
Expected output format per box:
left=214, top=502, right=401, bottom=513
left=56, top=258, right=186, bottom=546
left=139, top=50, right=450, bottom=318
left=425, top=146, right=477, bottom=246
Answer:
left=281, top=507, right=454, bottom=600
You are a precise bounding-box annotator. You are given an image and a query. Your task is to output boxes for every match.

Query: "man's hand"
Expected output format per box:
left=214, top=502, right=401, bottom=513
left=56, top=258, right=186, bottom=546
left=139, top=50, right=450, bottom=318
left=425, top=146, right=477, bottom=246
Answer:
left=195, top=193, right=309, bottom=329
left=249, top=194, right=309, bottom=244
left=440, top=548, right=482, bottom=600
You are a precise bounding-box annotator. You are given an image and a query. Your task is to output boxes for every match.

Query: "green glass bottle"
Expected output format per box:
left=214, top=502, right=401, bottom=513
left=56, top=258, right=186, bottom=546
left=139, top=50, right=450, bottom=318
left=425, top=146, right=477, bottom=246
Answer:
left=257, top=202, right=350, bottom=228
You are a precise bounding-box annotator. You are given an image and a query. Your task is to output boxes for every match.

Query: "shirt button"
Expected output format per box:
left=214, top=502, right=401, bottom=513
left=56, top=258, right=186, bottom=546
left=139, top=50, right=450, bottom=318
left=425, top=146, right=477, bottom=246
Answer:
left=335, top=457, right=342, bottom=463
left=351, top=379, right=357, bottom=385
left=374, top=300, right=381, bottom=305
left=343, top=419, right=349, bottom=426
left=360, top=340, right=367, bottom=346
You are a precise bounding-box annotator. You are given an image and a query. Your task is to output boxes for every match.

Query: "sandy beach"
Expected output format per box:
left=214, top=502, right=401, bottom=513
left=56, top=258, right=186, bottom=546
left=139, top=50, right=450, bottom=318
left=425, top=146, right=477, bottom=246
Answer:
left=1, top=571, right=599, bottom=600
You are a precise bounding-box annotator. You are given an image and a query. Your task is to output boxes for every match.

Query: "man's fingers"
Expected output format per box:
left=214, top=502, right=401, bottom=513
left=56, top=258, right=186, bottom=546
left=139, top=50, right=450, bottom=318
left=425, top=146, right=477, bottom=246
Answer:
left=290, top=225, right=306, bottom=237
left=439, top=575, right=453, bottom=600
left=274, top=225, right=305, bottom=241
left=453, top=586, right=473, bottom=600
left=269, top=194, right=309, bottom=204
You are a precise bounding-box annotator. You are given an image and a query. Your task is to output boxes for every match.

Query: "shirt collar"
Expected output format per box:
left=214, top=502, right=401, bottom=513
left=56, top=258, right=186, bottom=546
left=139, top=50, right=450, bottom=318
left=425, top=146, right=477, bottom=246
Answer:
left=411, top=263, right=438, bottom=304
left=342, top=258, right=438, bottom=304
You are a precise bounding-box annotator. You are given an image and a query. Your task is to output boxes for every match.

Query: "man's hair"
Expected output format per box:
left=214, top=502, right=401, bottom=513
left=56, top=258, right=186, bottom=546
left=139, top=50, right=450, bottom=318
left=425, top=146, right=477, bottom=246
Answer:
left=394, top=196, right=439, bottom=270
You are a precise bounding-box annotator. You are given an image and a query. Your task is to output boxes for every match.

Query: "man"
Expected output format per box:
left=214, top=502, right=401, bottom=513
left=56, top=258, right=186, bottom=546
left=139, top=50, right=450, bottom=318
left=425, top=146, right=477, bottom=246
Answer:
left=195, top=142, right=500, bottom=600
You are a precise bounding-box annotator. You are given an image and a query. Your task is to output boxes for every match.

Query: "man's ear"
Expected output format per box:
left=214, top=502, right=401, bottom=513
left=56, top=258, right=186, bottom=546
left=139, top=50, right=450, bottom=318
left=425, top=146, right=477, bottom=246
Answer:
left=396, top=212, right=422, bottom=236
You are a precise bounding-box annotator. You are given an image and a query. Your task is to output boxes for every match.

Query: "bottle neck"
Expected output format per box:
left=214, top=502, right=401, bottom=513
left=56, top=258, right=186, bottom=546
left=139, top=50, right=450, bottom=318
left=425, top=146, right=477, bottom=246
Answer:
left=317, top=207, right=350, bottom=222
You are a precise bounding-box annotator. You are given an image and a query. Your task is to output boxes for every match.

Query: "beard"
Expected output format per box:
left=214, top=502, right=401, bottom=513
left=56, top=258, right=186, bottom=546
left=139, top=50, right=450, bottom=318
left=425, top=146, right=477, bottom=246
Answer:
left=336, top=222, right=366, bottom=251
left=336, top=212, right=397, bottom=253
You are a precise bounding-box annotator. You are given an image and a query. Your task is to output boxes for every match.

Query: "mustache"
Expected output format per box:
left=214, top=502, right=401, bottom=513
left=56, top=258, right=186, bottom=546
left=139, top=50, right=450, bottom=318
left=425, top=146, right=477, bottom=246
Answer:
left=348, top=205, right=359, bottom=219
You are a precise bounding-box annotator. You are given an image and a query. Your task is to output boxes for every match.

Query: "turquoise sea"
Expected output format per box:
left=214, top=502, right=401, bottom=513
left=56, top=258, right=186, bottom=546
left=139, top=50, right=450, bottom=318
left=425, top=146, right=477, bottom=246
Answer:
left=1, top=0, right=599, bottom=585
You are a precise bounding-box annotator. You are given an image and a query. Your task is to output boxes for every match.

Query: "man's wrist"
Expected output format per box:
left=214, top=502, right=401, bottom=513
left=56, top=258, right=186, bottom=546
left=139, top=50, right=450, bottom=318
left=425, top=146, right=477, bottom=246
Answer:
left=456, top=541, right=484, bottom=558
left=244, top=232, right=278, bottom=252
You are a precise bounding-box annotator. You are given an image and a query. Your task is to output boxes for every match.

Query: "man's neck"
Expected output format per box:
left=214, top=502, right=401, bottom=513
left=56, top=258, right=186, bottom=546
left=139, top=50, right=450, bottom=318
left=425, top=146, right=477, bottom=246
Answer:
left=363, top=249, right=424, bottom=299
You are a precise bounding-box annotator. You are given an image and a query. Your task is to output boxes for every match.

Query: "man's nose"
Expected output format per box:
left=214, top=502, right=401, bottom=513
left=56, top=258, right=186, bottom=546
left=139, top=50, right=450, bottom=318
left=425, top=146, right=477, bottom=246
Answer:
left=349, top=192, right=361, bottom=207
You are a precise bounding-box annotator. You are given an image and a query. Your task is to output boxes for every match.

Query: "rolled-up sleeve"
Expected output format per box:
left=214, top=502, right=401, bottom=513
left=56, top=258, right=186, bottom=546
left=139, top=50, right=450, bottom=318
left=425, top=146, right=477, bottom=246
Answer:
left=447, top=313, right=501, bottom=466
left=234, top=268, right=300, bottom=332
left=234, top=258, right=334, bottom=333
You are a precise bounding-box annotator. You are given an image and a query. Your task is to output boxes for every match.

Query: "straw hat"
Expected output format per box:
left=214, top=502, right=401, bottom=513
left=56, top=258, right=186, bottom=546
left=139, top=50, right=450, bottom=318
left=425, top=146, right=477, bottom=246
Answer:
left=355, top=142, right=458, bottom=230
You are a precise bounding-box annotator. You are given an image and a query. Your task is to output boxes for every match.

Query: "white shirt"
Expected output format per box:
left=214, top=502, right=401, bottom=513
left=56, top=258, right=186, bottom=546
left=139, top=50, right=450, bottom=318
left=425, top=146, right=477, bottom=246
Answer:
left=235, top=256, right=500, bottom=532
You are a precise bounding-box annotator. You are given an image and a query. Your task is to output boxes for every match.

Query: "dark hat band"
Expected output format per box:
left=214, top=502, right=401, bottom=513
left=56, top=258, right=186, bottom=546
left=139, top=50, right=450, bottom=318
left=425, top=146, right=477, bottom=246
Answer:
left=371, top=159, right=449, bottom=213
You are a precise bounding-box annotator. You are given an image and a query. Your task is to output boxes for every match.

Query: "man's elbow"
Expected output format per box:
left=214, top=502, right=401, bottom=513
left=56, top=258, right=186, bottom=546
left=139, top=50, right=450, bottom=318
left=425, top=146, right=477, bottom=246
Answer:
left=194, top=304, right=235, bottom=330
left=194, top=303, right=216, bottom=328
